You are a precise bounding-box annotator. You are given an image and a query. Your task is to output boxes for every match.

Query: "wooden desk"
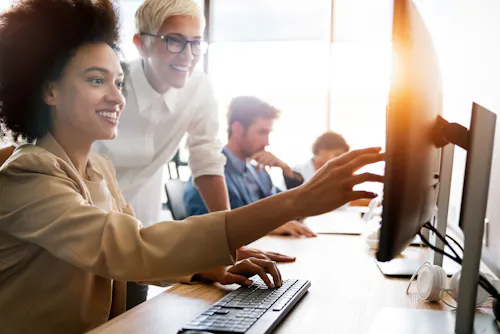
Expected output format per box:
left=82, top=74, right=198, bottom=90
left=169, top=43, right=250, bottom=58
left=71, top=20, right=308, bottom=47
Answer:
left=89, top=235, right=454, bottom=334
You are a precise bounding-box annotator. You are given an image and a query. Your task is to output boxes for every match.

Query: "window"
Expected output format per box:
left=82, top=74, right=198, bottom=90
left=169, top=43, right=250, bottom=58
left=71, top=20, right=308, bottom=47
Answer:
left=209, top=1, right=332, bottom=169
left=119, top=1, right=143, bottom=60
left=209, top=41, right=330, bottom=166
left=206, top=0, right=393, bottom=190
left=210, top=0, right=331, bottom=42
left=333, top=0, right=393, bottom=42
left=328, top=0, right=393, bottom=190
left=329, top=42, right=392, bottom=151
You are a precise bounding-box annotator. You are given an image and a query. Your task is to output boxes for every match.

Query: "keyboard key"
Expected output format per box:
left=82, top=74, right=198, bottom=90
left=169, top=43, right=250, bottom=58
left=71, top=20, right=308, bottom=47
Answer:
left=273, top=304, right=287, bottom=311
left=235, top=327, right=248, bottom=331
left=208, top=325, right=230, bottom=331
left=225, top=301, right=245, bottom=308
left=200, top=311, right=214, bottom=316
left=208, top=306, right=221, bottom=312
left=259, top=304, right=273, bottom=309
left=184, top=325, right=206, bottom=330
left=213, top=321, right=226, bottom=326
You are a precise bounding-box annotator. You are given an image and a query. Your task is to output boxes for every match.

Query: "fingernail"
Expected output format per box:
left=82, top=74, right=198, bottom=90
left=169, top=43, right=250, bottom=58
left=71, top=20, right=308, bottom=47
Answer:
left=245, top=280, right=253, bottom=286
left=270, top=283, right=275, bottom=289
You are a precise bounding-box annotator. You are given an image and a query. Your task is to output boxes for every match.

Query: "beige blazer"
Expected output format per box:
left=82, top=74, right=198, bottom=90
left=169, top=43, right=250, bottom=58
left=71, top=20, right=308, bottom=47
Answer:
left=0, top=134, right=235, bottom=334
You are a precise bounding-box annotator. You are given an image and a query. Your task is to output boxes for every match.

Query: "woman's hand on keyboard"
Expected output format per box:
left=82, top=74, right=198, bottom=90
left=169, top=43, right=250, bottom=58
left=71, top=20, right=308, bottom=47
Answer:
left=195, top=258, right=282, bottom=288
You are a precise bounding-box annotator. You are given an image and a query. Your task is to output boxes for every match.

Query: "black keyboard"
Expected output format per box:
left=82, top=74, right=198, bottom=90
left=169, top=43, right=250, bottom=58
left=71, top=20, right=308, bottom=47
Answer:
left=178, top=277, right=310, bottom=334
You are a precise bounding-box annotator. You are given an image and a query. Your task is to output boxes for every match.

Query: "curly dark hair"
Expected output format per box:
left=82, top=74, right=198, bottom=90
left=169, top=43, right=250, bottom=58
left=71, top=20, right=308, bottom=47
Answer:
left=0, top=0, right=121, bottom=143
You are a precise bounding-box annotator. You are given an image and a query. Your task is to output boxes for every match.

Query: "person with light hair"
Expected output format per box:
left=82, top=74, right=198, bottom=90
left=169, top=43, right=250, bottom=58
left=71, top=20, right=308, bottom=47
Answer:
left=92, top=0, right=296, bottom=309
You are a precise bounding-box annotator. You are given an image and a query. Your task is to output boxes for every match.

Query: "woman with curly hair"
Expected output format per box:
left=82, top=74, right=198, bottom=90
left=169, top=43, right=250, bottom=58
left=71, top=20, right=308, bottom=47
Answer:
left=0, top=0, right=382, bottom=333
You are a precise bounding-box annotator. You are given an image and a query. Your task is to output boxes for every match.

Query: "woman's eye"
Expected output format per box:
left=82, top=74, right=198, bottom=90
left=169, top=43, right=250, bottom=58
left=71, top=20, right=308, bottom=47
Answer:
left=115, top=81, right=124, bottom=90
left=90, top=78, right=104, bottom=85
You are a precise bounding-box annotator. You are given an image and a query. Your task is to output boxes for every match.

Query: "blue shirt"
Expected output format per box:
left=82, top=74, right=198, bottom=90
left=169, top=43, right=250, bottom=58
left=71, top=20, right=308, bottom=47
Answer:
left=184, top=147, right=281, bottom=217
left=223, top=147, right=268, bottom=202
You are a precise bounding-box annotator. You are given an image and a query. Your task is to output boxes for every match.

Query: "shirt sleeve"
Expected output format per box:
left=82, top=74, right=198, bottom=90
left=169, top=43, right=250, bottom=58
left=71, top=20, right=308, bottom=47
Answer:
left=186, top=75, right=226, bottom=179
left=0, top=152, right=235, bottom=282
left=283, top=171, right=304, bottom=189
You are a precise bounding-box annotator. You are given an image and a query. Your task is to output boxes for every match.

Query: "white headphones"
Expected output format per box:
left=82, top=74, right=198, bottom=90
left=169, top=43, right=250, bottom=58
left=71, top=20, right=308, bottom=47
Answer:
left=407, top=262, right=499, bottom=306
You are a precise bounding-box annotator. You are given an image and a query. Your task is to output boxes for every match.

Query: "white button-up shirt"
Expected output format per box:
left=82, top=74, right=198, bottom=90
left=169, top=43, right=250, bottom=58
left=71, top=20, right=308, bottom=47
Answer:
left=94, top=59, right=225, bottom=226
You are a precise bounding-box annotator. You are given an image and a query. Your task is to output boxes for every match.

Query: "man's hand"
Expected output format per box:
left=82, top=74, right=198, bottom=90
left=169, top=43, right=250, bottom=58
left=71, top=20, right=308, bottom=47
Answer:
left=270, top=220, right=317, bottom=238
left=252, top=151, right=288, bottom=170
left=194, top=257, right=282, bottom=288
left=237, top=246, right=296, bottom=263
left=252, top=151, right=300, bottom=180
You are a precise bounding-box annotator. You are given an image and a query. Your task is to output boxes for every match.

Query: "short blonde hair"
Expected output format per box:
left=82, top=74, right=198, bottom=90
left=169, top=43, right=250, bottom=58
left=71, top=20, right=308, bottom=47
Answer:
left=135, top=0, right=204, bottom=34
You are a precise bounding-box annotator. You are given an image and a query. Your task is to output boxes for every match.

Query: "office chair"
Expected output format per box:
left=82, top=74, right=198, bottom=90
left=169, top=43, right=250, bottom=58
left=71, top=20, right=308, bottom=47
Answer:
left=0, top=146, right=15, bottom=166
left=164, top=179, right=188, bottom=221
left=168, top=149, right=189, bottom=179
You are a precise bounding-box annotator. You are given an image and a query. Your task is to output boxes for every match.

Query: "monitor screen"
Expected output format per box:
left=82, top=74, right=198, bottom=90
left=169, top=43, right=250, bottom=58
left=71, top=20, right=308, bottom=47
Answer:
left=377, top=0, right=443, bottom=261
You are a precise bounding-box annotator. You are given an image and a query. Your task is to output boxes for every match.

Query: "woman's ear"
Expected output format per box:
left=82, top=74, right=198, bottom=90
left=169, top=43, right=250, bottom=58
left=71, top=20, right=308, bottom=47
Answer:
left=43, top=82, right=57, bottom=107
left=133, top=33, right=148, bottom=57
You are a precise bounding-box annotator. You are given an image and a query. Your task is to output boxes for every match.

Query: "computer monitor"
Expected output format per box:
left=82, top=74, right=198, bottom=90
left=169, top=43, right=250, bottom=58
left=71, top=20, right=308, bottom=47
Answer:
left=376, top=0, right=442, bottom=262
left=370, top=0, right=498, bottom=333
left=373, top=0, right=460, bottom=278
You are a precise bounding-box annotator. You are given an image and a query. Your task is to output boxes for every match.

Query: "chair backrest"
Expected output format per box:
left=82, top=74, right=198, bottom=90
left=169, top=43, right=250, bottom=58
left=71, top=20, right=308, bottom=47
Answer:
left=164, top=179, right=188, bottom=220
left=0, top=146, right=15, bottom=166
left=167, top=149, right=189, bottom=179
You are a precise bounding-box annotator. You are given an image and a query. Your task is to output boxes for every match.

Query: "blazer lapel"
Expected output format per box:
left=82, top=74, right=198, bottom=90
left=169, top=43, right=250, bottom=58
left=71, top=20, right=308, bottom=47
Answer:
left=36, top=133, right=94, bottom=205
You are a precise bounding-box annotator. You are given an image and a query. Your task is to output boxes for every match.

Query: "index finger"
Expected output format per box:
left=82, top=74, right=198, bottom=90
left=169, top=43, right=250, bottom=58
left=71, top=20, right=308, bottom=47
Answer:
left=342, top=152, right=385, bottom=174
left=265, top=252, right=296, bottom=263
left=251, top=151, right=265, bottom=160
left=328, top=147, right=382, bottom=167
left=250, top=258, right=282, bottom=288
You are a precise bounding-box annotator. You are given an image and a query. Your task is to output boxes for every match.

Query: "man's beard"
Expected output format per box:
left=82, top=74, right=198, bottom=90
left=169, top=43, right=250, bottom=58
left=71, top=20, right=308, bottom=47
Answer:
left=242, top=145, right=265, bottom=159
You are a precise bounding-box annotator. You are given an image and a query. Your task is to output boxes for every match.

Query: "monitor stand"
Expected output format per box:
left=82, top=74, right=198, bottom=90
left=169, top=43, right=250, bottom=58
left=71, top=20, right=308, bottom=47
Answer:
left=368, top=308, right=498, bottom=334
left=375, top=255, right=460, bottom=277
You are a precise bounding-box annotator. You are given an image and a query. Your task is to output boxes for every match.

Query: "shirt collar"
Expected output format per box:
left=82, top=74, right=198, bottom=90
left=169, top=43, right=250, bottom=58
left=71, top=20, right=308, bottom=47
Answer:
left=36, top=133, right=103, bottom=183
left=223, top=146, right=247, bottom=174
left=129, top=58, right=179, bottom=114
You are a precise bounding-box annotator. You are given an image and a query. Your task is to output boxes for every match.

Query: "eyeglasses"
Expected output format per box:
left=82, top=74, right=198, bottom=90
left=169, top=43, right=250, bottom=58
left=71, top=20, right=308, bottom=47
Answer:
left=140, top=32, right=208, bottom=56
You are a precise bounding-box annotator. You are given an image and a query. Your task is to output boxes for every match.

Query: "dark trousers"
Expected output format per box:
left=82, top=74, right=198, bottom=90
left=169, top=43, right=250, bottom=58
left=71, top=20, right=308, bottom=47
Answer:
left=126, top=281, right=149, bottom=310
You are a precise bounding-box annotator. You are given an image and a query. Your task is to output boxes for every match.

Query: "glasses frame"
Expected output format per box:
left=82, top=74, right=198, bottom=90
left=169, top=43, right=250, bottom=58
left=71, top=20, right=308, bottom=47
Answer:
left=140, top=32, right=208, bottom=56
